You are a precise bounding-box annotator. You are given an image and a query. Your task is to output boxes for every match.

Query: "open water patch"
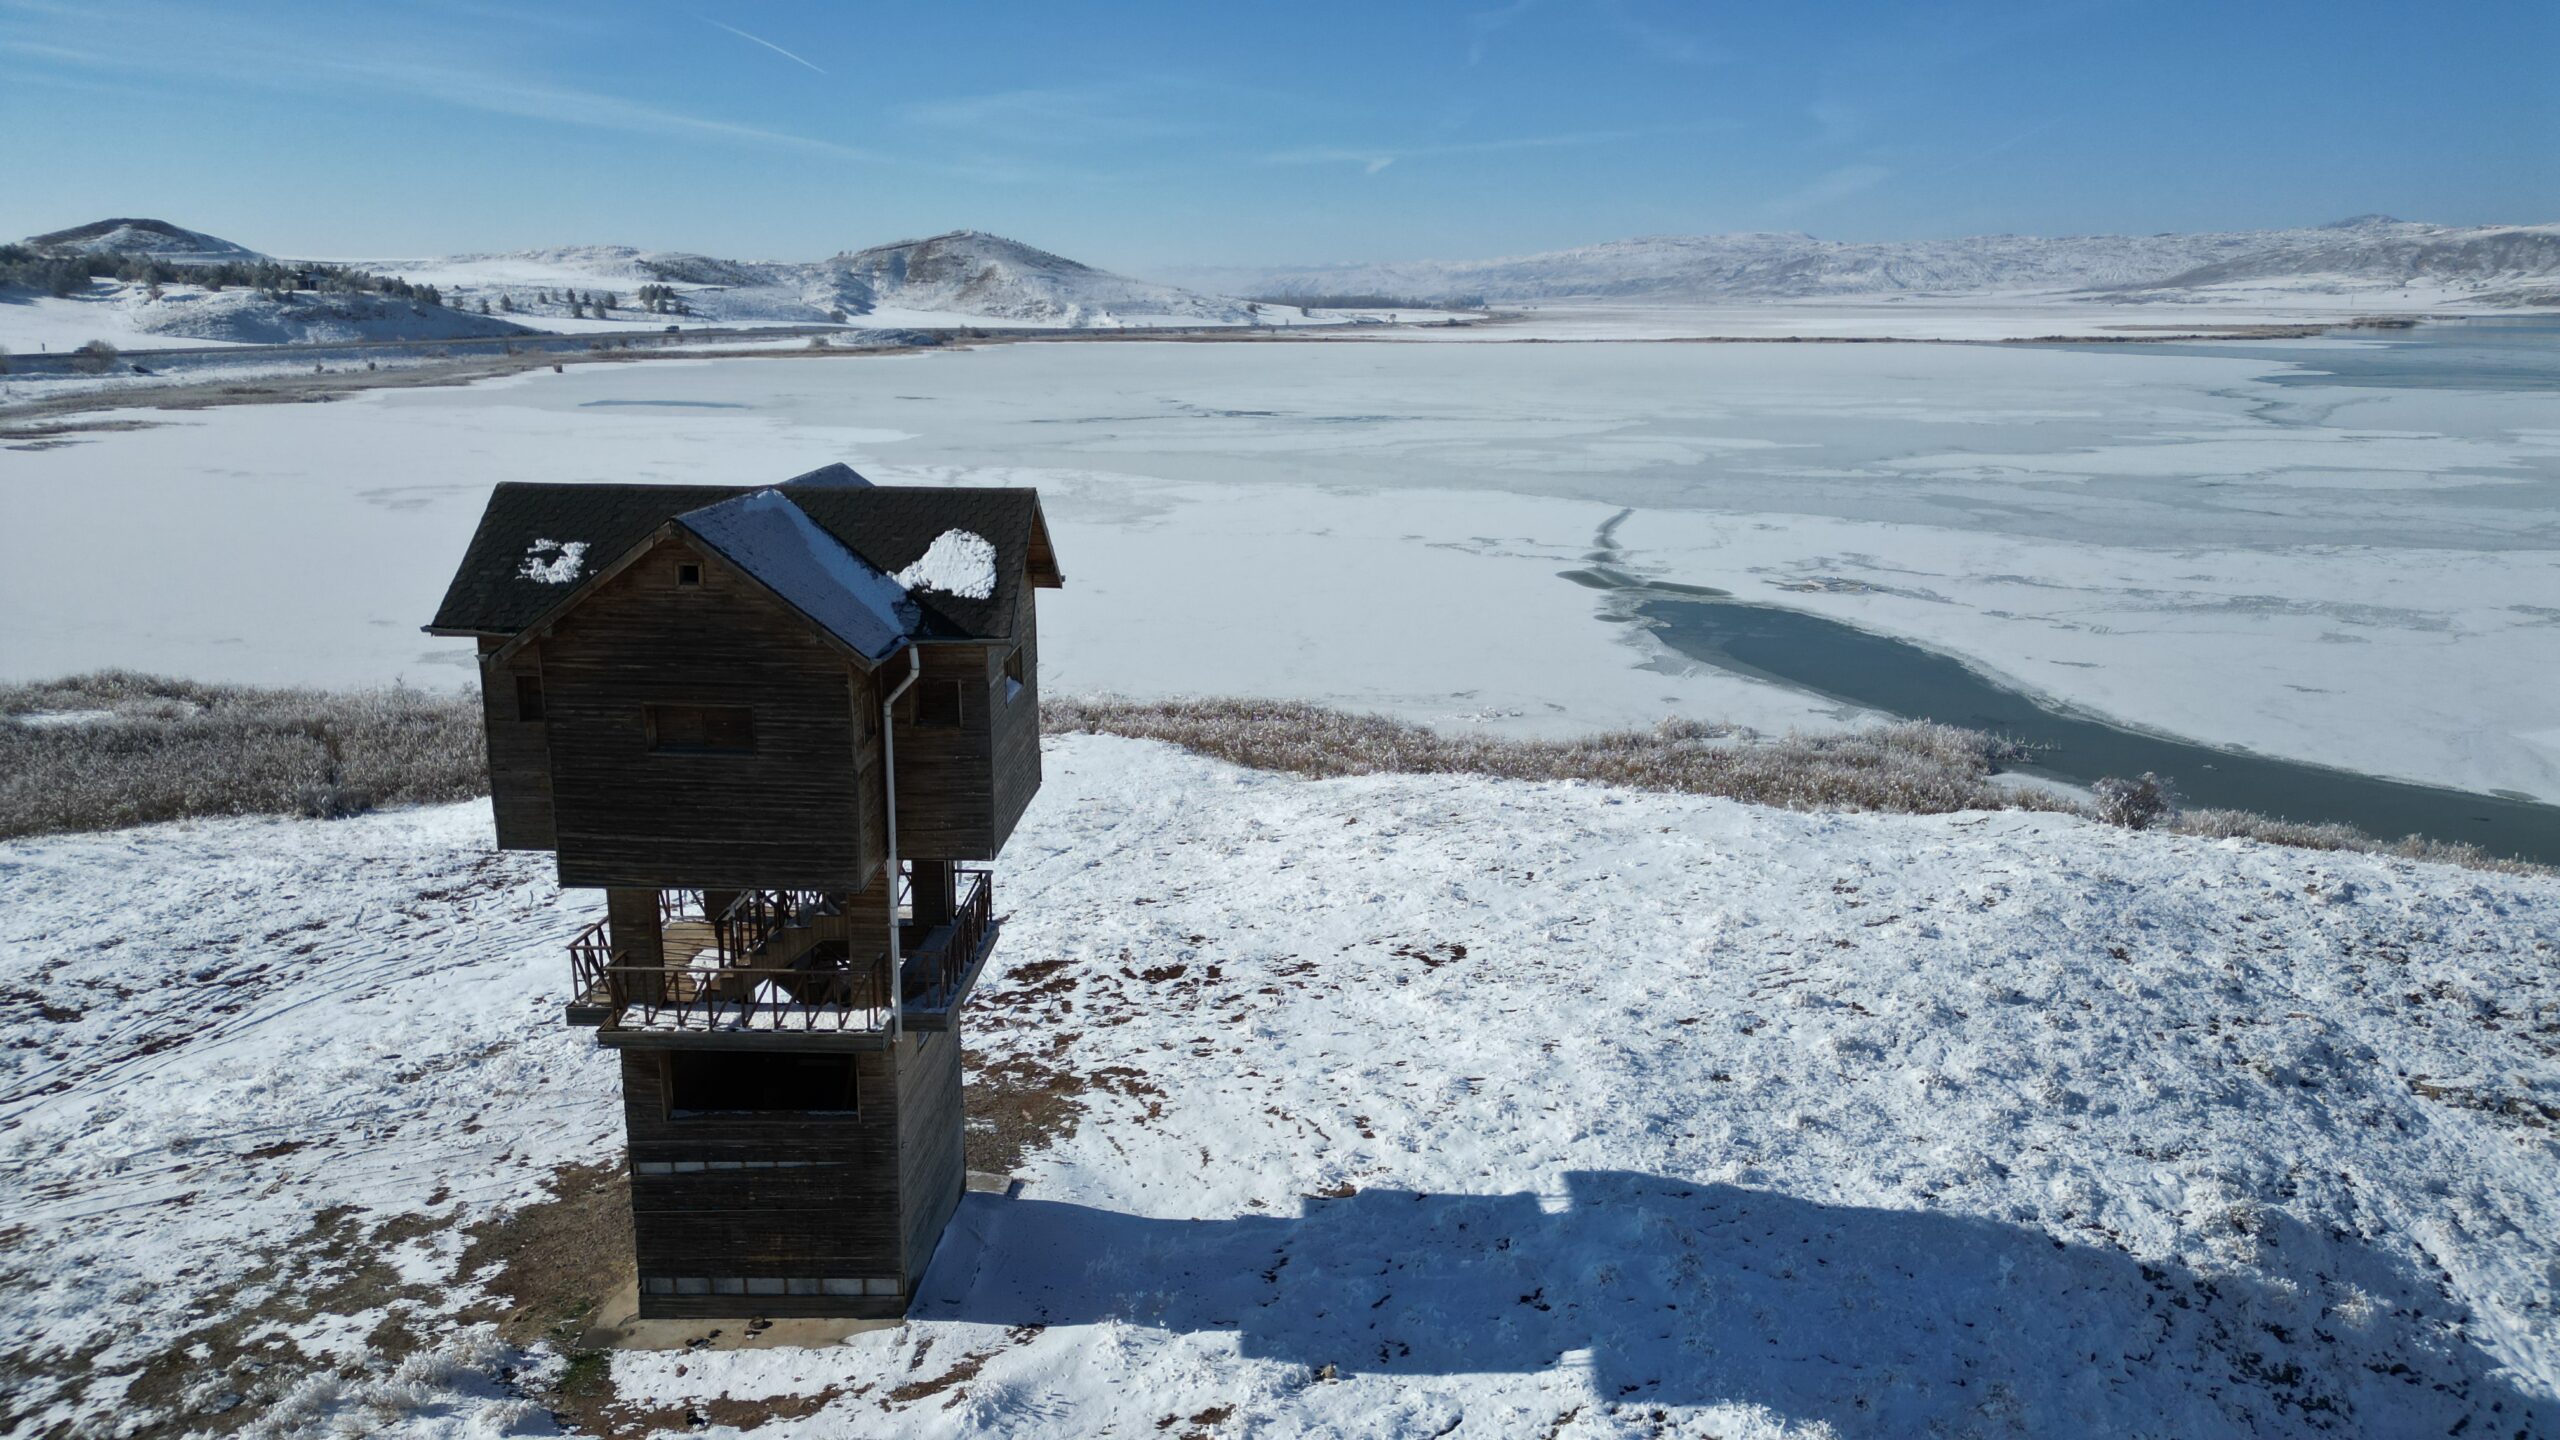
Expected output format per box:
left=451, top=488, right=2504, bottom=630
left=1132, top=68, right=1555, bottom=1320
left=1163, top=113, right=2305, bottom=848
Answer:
left=2048, top=315, right=2560, bottom=393
left=1580, top=513, right=2560, bottom=863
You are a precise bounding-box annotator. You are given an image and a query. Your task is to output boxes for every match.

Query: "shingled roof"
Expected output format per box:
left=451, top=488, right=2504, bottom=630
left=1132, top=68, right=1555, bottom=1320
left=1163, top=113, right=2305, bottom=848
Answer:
left=425, top=466, right=1061, bottom=644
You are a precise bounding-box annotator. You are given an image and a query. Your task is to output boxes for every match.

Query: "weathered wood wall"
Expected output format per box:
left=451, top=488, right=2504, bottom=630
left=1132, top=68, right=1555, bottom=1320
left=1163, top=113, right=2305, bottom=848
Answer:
left=891, top=644, right=996, bottom=859
left=477, top=637, right=557, bottom=849
left=985, top=592, right=1043, bottom=857
left=540, top=539, right=880, bottom=890
left=619, top=1045, right=914, bottom=1320
left=895, top=1024, right=967, bottom=1284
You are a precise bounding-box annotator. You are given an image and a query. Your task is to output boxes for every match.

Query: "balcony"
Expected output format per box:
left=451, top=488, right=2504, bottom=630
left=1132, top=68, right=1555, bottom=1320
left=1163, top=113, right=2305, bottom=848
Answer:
left=566, top=872, right=998, bottom=1046
left=899, top=867, right=998, bottom=1029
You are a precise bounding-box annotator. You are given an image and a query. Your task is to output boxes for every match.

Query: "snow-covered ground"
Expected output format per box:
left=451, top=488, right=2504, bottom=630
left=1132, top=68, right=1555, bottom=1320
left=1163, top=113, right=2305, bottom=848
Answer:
left=2, top=733, right=2555, bottom=1436
left=6, top=333, right=2555, bottom=804
left=0, top=281, right=536, bottom=353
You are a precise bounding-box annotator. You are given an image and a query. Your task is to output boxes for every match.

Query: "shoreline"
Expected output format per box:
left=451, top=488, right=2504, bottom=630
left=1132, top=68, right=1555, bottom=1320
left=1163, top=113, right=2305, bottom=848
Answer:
left=0, top=308, right=2510, bottom=431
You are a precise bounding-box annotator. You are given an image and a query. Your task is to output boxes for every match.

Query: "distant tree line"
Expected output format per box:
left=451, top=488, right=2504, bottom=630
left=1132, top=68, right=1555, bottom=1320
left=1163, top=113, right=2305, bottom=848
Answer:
left=1245, top=292, right=1488, bottom=311
left=0, top=245, right=445, bottom=306
left=0, top=244, right=708, bottom=323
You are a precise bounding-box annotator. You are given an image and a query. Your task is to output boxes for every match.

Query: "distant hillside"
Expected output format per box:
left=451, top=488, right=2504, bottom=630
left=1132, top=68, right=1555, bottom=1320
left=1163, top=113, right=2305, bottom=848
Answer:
left=823, top=230, right=1250, bottom=324
left=129, top=289, right=533, bottom=345
left=1186, top=218, right=2560, bottom=305
left=22, top=218, right=266, bottom=266
left=339, top=230, right=1256, bottom=328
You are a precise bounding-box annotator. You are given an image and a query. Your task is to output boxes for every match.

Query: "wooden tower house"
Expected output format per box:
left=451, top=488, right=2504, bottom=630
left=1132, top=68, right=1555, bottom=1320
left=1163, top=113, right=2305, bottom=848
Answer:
left=426, top=463, right=1062, bottom=1318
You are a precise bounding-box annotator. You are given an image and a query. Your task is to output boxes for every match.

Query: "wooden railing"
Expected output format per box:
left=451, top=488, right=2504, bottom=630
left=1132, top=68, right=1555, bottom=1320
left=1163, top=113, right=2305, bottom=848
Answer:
left=572, top=938, right=891, bottom=1036
left=712, top=889, right=838, bottom=961
left=569, top=903, right=889, bottom=1037
left=903, top=868, right=993, bottom=1012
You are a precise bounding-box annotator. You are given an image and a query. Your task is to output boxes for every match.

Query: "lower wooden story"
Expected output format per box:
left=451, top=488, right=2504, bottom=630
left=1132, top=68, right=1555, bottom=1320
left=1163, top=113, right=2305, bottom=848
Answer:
left=618, top=1023, right=969, bottom=1321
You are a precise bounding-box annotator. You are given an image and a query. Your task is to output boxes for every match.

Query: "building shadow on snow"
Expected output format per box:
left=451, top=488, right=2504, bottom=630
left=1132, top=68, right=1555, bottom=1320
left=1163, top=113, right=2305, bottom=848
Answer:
left=914, top=1171, right=2553, bottom=1437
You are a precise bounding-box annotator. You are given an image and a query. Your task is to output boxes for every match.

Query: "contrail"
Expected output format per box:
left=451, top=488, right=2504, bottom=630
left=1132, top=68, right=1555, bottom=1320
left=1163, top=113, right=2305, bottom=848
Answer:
left=698, top=16, right=826, bottom=75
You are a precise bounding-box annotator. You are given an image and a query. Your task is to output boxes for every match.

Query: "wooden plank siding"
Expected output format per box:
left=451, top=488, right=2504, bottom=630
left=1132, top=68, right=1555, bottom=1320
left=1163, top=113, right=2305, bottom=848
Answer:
left=539, top=539, right=884, bottom=891
left=895, top=1025, right=968, bottom=1284
left=985, top=591, right=1043, bottom=856
left=619, top=1046, right=917, bottom=1319
left=891, top=643, right=998, bottom=859
left=477, top=636, right=557, bottom=850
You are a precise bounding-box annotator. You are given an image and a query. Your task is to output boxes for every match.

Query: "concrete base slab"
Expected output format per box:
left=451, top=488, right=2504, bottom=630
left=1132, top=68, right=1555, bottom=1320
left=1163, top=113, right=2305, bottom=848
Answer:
left=579, top=1279, right=903, bottom=1352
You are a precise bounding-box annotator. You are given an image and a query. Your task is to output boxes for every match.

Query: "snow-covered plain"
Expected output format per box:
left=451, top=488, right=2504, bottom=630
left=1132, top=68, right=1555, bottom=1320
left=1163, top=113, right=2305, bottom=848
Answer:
left=1177, top=217, right=2560, bottom=309
left=1, top=734, right=2555, bottom=1437
left=5, top=331, right=2555, bottom=803
left=1374, top=291, right=2547, bottom=343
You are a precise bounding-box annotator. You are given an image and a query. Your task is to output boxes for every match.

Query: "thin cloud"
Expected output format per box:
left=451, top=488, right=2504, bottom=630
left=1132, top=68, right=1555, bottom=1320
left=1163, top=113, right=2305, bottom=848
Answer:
left=899, top=85, right=1196, bottom=146
left=1808, top=99, right=1862, bottom=146
left=1915, top=118, right=2065, bottom=182
left=697, top=15, right=826, bottom=75
left=6, top=35, right=883, bottom=164
left=1465, top=0, right=1539, bottom=65
left=1594, top=0, right=1716, bottom=64
left=1265, top=125, right=1696, bottom=175
left=336, top=56, right=868, bottom=156
left=1763, top=163, right=1892, bottom=218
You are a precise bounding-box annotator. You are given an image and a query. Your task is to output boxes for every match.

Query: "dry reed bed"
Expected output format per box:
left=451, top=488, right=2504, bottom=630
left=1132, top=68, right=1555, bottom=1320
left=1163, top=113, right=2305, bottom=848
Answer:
left=1, top=677, right=2540, bottom=875
left=1044, top=698, right=2547, bottom=877
left=0, top=672, right=485, bottom=838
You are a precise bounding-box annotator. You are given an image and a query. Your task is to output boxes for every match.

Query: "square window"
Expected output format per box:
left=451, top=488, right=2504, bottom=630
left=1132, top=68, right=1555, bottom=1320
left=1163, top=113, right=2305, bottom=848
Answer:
left=646, top=703, right=755, bottom=754
left=676, top=562, right=703, bottom=587
left=666, top=1052, right=859, bottom=1114
left=914, top=680, right=963, bottom=728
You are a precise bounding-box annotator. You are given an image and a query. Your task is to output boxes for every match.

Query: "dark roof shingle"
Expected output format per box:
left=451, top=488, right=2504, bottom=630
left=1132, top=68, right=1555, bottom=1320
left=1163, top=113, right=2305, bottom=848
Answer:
left=426, top=469, right=1055, bottom=643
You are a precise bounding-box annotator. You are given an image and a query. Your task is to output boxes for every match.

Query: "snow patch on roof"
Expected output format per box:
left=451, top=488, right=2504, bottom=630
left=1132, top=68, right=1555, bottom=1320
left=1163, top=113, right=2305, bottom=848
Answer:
left=894, top=529, right=998, bottom=600
left=517, top=539, right=588, bottom=584
left=676, top=490, right=917, bottom=659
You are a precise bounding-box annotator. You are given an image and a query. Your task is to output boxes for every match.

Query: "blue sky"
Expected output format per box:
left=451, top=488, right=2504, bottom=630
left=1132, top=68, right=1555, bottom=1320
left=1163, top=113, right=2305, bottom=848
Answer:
left=4, top=0, right=2554, bottom=273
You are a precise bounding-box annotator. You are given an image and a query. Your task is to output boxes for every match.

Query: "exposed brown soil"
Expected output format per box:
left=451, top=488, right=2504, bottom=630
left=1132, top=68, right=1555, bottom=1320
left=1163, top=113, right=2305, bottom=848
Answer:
left=0, top=1204, right=463, bottom=1440
left=459, top=1158, right=635, bottom=1351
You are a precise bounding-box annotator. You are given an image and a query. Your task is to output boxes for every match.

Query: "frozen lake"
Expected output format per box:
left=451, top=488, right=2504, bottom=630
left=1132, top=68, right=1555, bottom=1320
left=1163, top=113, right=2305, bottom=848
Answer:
left=4, top=322, right=2555, bottom=851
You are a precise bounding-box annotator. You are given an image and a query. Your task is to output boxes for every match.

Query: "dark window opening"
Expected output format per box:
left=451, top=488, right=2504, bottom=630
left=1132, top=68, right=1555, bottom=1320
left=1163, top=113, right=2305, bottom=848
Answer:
left=914, top=680, right=963, bottom=727
left=665, top=1052, right=858, bottom=1115
left=1001, top=647, right=1025, bottom=703
left=646, top=703, right=755, bottom=753
left=514, top=673, right=545, bottom=722
left=676, top=562, right=703, bottom=587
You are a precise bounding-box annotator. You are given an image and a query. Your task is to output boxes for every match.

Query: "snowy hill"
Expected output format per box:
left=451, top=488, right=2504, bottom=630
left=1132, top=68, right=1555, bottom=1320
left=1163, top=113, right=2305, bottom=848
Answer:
left=1194, top=218, right=2560, bottom=305
left=358, top=231, right=1258, bottom=329
left=5, top=220, right=1263, bottom=355
left=128, top=287, right=534, bottom=345
left=20, top=216, right=267, bottom=266
left=2, top=733, right=2554, bottom=1436
left=823, top=230, right=1253, bottom=325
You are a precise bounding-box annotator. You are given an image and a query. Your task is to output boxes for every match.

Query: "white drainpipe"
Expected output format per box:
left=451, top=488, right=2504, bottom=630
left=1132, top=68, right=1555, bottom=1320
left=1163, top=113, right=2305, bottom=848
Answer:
left=878, top=647, right=921, bottom=1032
